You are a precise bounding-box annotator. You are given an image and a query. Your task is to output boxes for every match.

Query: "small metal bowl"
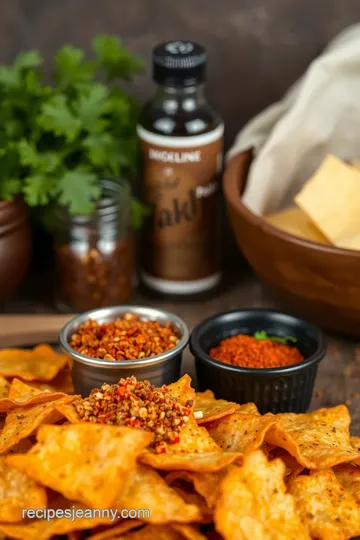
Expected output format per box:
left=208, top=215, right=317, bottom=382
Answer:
left=59, top=305, right=189, bottom=396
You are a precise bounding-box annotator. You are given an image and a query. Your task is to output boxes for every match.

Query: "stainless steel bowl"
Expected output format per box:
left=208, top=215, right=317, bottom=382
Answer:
left=59, top=305, right=189, bottom=396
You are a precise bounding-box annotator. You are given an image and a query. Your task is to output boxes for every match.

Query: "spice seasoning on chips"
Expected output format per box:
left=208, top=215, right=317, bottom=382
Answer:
left=73, top=376, right=193, bottom=453
left=209, top=333, right=303, bottom=368
left=69, top=314, right=179, bottom=361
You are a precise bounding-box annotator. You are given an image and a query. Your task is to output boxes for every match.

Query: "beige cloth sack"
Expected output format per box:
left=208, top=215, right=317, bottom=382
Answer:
left=227, top=24, right=360, bottom=216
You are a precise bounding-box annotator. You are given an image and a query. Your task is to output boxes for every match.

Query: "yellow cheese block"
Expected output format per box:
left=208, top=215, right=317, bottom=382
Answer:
left=265, top=207, right=329, bottom=244
left=295, top=155, right=360, bottom=248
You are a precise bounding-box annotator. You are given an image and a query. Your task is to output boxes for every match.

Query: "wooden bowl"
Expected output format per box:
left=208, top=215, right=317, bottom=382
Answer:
left=223, top=150, right=360, bottom=337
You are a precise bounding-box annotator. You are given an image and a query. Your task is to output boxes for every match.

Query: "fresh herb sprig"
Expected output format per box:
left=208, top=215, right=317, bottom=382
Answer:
left=0, top=35, right=147, bottom=225
left=254, top=331, right=297, bottom=345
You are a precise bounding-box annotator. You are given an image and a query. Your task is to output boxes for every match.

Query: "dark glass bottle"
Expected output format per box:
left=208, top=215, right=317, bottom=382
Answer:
left=138, top=40, right=224, bottom=297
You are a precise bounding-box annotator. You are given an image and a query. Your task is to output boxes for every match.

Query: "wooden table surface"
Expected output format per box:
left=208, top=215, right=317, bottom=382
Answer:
left=2, top=270, right=360, bottom=433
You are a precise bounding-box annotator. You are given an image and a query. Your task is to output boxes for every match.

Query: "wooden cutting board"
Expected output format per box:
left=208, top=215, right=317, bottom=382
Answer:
left=0, top=314, right=74, bottom=348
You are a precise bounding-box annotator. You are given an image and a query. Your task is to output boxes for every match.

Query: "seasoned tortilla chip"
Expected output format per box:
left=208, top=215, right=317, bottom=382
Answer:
left=116, top=464, right=201, bottom=524
left=269, top=448, right=304, bottom=483
left=105, top=524, right=198, bottom=540
left=0, top=456, right=47, bottom=522
left=0, top=395, right=77, bottom=454
left=170, top=480, right=213, bottom=523
left=167, top=375, right=195, bottom=408
left=333, top=463, right=360, bottom=503
left=265, top=405, right=359, bottom=468
left=166, top=469, right=229, bottom=509
left=31, top=366, right=74, bottom=394
left=55, top=400, right=83, bottom=423
left=214, top=450, right=310, bottom=540
left=206, top=413, right=278, bottom=453
left=7, top=423, right=153, bottom=509
left=289, top=469, right=360, bottom=539
left=194, top=390, right=241, bottom=424
left=0, top=378, right=66, bottom=413
left=0, top=376, right=10, bottom=398
left=0, top=345, right=68, bottom=381
left=87, top=521, right=143, bottom=540
left=140, top=450, right=241, bottom=472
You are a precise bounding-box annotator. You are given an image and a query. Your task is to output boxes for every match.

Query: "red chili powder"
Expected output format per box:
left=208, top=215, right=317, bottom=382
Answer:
left=209, top=334, right=304, bottom=368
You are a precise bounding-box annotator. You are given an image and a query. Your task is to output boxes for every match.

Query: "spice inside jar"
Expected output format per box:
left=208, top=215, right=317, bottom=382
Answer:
left=209, top=333, right=304, bottom=369
left=73, top=376, right=192, bottom=453
left=53, top=178, right=134, bottom=312
left=69, top=313, right=180, bottom=361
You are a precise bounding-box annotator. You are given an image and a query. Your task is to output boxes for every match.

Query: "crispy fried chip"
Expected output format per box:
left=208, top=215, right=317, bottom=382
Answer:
left=0, top=345, right=68, bottom=382
left=0, top=376, right=10, bottom=398
left=0, top=456, right=47, bottom=522
left=265, top=405, right=359, bottom=468
left=170, top=480, right=213, bottom=523
left=54, top=400, right=82, bottom=423
left=214, top=450, right=310, bottom=540
left=87, top=520, right=143, bottom=540
left=166, top=469, right=229, bottom=509
left=0, top=378, right=66, bottom=413
left=140, top=450, right=240, bottom=472
left=172, top=525, right=207, bottom=540
left=206, top=413, right=278, bottom=453
left=269, top=448, right=304, bottom=483
left=0, top=395, right=77, bottom=454
left=289, top=469, right=360, bottom=540
left=333, top=463, right=360, bottom=503
left=7, top=423, right=153, bottom=509
left=31, top=366, right=74, bottom=394
left=116, top=464, right=201, bottom=524
left=194, top=390, right=241, bottom=424
left=167, top=375, right=195, bottom=408
left=107, top=524, right=200, bottom=540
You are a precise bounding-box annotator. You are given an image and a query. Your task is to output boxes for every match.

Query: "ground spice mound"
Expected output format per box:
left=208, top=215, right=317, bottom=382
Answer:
left=69, top=313, right=179, bottom=360
left=74, top=376, right=192, bottom=453
left=209, top=334, right=304, bottom=368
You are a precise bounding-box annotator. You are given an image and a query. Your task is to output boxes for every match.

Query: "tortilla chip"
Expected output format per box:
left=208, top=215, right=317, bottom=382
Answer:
left=0, top=395, right=77, bottom=454
left=167, top=375, right=195, bottom=408
left=194, top=390, right=242, bottom=424
left=265, top=405, right=359, bottom=468
left=0, top=456, right=47, bottom=522
left=269, top=448, right=304, bottom=483
left=0, top=376, right=10, bottom=398
left=116, top=464, right=201, bottom=524
left=0, top=345, right=68, bottom=382
left=170, top=480, right=213, bottom=523
left=166, top=469, right=229, bottom=509
left=172, top=525, right=207, bottom=540
left=289, top=469, right=360, bottom=539
left=104, top=524, right=190, bottom=540
left=214, top=450, right=310, bottom=540
left=7, top=423, right=153, bottom=509
left=87, top=521, right=143, bottom=540
left=351, top=435, right=360, bottom=453
left=333, top=463, right=360, bottom=503
left=140, top=451, right=241, bottom=472
left=206, top=413, right=278, bottom=453
left=55, top=400, right=83, bottom=423
left=29, top=366, right=74, bottom=394
left=0, top=378, right=67, bottom=413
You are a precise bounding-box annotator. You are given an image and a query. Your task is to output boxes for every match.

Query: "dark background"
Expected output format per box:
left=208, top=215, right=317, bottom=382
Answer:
left=2, top=0, right=360, bottom=148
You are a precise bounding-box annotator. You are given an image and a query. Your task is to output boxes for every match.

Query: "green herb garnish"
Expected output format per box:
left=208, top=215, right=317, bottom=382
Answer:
left=254, top=331, right=297, bottom=345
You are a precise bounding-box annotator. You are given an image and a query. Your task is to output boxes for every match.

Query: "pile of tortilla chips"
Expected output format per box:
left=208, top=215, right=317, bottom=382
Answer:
left=1, top=345, right=360, bottom=539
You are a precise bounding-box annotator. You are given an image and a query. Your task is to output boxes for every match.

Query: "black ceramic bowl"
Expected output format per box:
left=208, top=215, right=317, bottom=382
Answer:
left=190, top=309, right=327, bottom=414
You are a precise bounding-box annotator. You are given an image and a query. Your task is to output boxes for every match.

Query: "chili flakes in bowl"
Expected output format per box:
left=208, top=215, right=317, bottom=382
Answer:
left=73, top=376, right=192, bottom=453
left=69, top=313, right=180, bottom=361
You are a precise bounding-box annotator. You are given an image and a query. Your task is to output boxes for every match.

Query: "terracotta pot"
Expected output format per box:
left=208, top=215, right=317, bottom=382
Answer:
left=0, top=198, right=31, bottom=303
left=223, top=150, right=360, bottom=337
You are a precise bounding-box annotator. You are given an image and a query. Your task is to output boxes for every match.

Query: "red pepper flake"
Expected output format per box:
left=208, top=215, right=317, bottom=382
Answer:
left=73, top=376, right=190, bottom=452
left=209, top=334, right=303, bottom=369
left=69, top=314, right=180, bottom=361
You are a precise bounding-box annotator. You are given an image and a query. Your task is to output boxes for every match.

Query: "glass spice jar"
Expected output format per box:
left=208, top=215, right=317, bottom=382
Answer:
left=53, top=179, right=134, bottom=312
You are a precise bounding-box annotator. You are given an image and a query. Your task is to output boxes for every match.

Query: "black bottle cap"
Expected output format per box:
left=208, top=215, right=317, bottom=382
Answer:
left=152, top=40, right=206, bottom=86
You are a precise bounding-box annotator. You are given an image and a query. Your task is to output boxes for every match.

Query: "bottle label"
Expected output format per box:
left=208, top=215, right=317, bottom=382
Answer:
left=138, top=124, right=224, bottom=285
